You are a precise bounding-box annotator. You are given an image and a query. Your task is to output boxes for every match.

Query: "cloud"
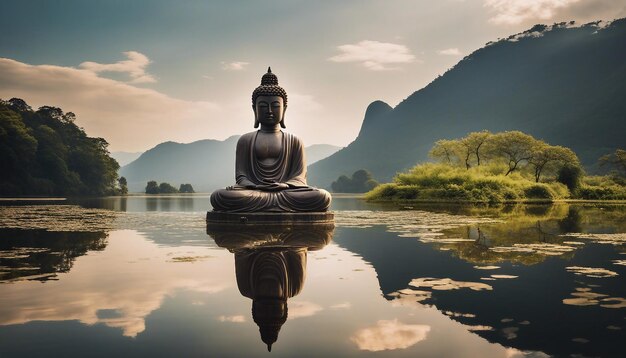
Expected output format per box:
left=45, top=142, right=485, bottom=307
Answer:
left=79, top=51, right=156, bottom=84
left=484, top=0, right=581, bottom=25
left=221, top=61, right=250, bottom=71
left=351, top=319, right=431, bottom=351
left=0, top=57, right=227, bottom=151
left=438, top=48, right=462, bottom=56
left=329, top=40, right=416, bottom=71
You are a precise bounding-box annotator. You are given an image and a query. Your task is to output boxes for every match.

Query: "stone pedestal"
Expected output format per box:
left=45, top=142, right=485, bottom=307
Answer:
left=206, top=211, right=334, bottom=227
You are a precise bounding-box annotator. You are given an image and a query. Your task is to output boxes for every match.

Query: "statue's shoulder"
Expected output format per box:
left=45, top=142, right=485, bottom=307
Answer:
left=283, top=132, right=304, bottom=146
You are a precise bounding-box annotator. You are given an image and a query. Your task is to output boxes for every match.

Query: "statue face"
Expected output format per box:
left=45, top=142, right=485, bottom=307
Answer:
left=254, top=95, right=284, bottom=126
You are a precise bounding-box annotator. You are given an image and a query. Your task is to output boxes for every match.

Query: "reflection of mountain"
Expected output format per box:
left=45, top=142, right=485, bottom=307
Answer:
left=333, top=206, right=626, bottom=358
left=0, top=229, right=107, bottom=282
left=310, top=20, right=626, bottom=187
left=207, top=225, right=333, bottom=351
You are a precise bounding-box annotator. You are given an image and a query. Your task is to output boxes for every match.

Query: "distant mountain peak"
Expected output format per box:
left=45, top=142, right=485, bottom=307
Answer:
left=357, top=100, right=393, bottom=137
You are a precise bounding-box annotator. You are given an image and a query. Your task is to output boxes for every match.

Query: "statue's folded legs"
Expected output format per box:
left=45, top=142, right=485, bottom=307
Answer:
left=211, top=187, right=331, bottom=212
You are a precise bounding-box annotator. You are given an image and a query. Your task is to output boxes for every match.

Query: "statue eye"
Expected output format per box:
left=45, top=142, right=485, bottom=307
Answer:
left=271, top=102, right=281, bottom=107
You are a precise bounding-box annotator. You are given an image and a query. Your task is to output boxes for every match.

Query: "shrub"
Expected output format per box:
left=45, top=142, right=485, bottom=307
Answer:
left=557, top=164, right=583, bottom=192
left=576, top=185, right=626, bottom=200
left=524, top=184, right=554, bottom=200
left=366, top=163, right=570, bottom=203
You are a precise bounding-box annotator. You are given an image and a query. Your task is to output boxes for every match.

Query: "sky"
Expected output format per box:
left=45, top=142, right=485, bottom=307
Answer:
left=1, top=0, right=625, bottom=152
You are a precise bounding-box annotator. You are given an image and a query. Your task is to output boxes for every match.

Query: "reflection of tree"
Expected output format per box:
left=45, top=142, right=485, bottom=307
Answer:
left=431, top=205, right=579, bottom=265
left=558, top=207, right=582, bottom=233
left=0, top=229, right=107, bottom=282
left=207, top=225, right=333, bottom=351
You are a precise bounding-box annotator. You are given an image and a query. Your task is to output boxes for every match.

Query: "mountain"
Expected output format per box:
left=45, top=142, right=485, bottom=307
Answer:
left=111, top=151, right=142, bottom=167
left=120, top=137, right=341, bottom=193
left=305, top=144, right=342, bottom=164
left=308, top=19, right=626, bottom=188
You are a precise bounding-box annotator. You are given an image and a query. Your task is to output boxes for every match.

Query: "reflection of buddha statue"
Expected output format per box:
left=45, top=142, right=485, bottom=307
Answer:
left=207, top=226, right=333, bottom=352
left=210, top=68, right=331, bottom=213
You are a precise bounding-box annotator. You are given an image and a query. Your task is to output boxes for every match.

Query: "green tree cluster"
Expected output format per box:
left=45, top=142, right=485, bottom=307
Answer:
left=0, top=98, right=120, bottom=196
left=429, top=130, right=580, bottom=182
left=600, top=149, right=626, bottom=180
left=331, top=169, right=379, bottom=193
left=179, top=184, right=195, bottom=193
left=144, top=181, right=193, bottom=194
left=118, top=176, right=128, bottom=195
left=369, top=131, right=626, bottom=203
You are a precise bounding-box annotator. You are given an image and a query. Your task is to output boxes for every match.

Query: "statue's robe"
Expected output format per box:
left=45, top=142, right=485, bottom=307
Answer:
left=210, top=131, right=331, bottom=212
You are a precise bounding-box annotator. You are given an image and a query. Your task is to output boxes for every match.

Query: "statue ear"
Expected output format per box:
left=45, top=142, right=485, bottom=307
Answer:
left=253, top=104, right=259, bottom=128
left=280, top=107, right=286, bottom=128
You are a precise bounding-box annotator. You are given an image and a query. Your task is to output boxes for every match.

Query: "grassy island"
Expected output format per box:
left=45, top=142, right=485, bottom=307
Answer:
left=366, top=131, right=626, bottom=204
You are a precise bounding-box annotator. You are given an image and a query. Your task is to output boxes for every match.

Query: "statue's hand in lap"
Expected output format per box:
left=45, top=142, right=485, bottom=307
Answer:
left=255, top=182, right=290, bottom=191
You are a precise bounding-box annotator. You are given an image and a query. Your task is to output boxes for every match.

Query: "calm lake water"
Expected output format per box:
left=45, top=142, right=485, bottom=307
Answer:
left=1, top=196, right=625, bottom=357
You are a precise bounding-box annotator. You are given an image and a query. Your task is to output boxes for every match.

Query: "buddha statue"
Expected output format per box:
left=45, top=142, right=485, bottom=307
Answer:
left=210, top=68, right=331, bottom=213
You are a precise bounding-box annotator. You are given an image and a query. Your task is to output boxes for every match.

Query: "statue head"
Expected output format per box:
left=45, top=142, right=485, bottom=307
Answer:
left=252, top=67, right=287, bottom=128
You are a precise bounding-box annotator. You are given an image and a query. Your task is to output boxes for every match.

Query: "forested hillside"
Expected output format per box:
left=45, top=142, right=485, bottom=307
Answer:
left=0, top=98, right=119, bottom=196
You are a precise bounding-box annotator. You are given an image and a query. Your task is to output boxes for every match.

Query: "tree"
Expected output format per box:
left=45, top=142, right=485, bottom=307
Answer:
left=330, top=175, right=352, bottom=193
left=331, top=170, right=379, bottom=193
left=179, top=183, right=195, bottom=193
left=528, top=144, right=579, bottom=182
left=145, top=180, right=159, bottom=194
left=463, top=130, right=492, bottom=167
left=429, top=139, right=460, bottom=165
left=7, top=98, right=32, bottom=112
left=158, top=182, right=178, bottom=194
left=430, top=131, right=492, bottom=169
left=490, top=131, right=539, bottom=176
left=118, top=176, right=128, bottom=195
left=599, top=149, right=626, bottom=177
left=557, top=164, right=583, bottom=192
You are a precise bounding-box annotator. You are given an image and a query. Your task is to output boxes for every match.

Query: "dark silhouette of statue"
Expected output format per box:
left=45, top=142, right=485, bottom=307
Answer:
left=207, top=226, right=332, bottom=351
left=210, top=68, right=331, bottom=213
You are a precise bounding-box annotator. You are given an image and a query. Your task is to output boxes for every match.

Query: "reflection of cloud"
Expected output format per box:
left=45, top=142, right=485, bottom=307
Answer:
left=562, top=287, right=626, bottom=308
left=329, top=40, right=415, bottom=71
left=0, top=57, right=222, bottom=151
left=329, top=302, right=351, bottom=310
left=287, top=301, right=323, bottom=320
left=0, top=230, right=231, bottom=337
left=505, top=348, right=550, bottom=358
left=351, top=319, right=430, bottom=351
left=484, top=0, right=581, bottom=25
left=565, top=266, right=618, bottom=278
left=438, top=48, right=462, bottom=56
left=389, top=288, right=432, bottom=307
left=410, top=277, right=493, bottom=291
left=490, top=243, right=576, bottom=256
left=221, top=61, right=249, bottom=70
left=79, top=51, right=156, bottom=84
left=491, top=275, right=518, bottom=279
left=474, top=265, right=500, bottom=270
left=218, top=315, right=246, bottom=323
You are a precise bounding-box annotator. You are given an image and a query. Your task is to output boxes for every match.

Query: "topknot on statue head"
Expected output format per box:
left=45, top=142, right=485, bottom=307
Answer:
left=252, top=67, right=288, bottom=109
